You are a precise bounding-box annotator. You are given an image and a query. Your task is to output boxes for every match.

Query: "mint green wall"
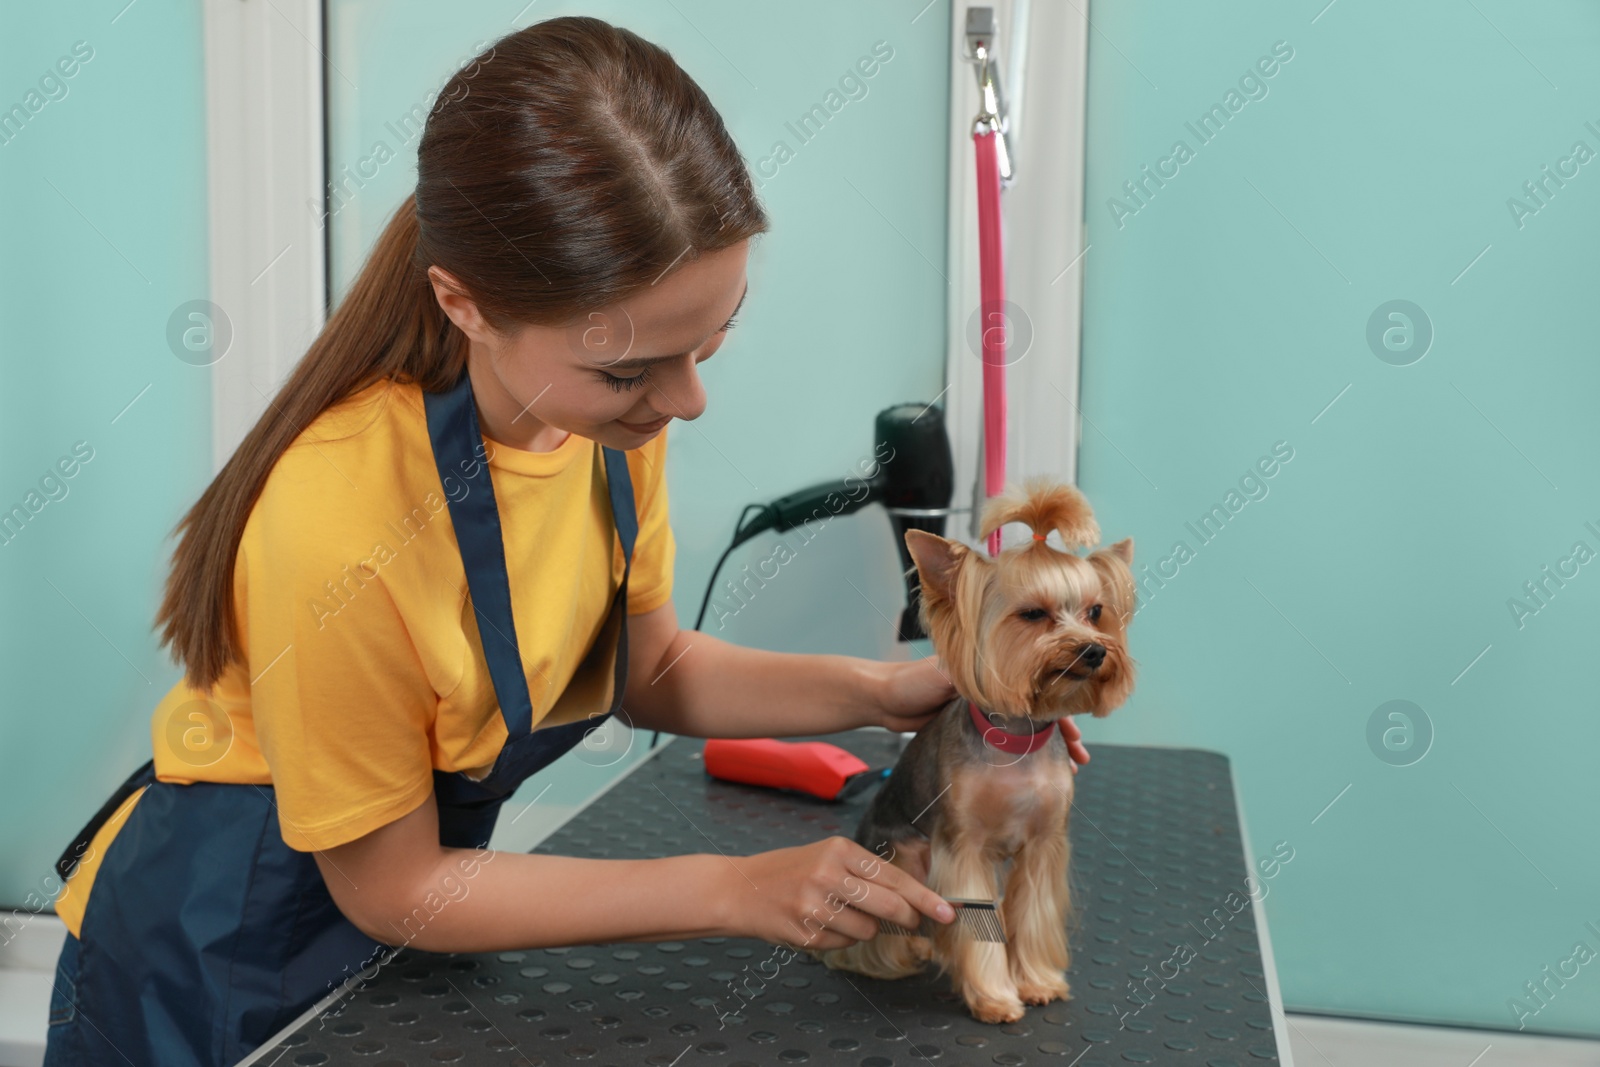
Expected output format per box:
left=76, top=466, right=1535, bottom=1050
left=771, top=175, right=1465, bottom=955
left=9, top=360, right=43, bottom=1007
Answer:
left=0, top=2, right=211, bottom=908
left=12, top=0, right=1592, bottom=1038
left=1078, top=0, right=1600, bottom=1036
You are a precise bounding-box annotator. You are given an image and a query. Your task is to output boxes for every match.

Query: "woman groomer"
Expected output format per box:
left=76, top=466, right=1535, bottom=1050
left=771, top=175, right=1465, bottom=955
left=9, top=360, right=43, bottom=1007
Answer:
left=43, top=16, right=1090, bottom=1067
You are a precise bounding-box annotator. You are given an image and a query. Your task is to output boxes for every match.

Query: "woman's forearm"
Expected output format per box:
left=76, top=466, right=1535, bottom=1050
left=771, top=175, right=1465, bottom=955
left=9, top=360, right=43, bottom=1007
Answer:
left=369, top=848, right=737, bottom=954
left=319, top=792, right=760, bottom=955
left=630, top=628, right=888, bottom=738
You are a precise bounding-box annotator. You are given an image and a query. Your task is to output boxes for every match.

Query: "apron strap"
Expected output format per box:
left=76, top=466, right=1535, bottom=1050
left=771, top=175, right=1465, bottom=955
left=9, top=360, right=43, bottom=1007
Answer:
left=424, top=369, right=639, bottom=740
left=55, top=759, right=156, bottom=882
left=602, top=444, right=639, bottom=563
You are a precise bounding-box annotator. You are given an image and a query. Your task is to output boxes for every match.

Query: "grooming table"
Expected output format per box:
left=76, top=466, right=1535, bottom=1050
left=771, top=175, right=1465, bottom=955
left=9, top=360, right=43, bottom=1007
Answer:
left=247, top=732, right=1290, bottom=1066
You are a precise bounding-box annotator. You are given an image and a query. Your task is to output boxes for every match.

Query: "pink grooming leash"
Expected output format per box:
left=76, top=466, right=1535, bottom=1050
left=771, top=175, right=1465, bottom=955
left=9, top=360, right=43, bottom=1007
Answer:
left=969, top=12, right=1010, bottom=560
left=974, top=125, right=1006, bottom=559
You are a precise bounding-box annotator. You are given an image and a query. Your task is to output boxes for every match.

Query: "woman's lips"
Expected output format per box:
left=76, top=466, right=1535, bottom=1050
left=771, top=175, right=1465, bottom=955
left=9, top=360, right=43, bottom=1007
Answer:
left=617, top=414, right=670, bottom=433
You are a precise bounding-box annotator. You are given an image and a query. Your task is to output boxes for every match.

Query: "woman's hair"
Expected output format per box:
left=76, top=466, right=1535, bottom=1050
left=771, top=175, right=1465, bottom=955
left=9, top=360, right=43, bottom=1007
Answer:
left=158, top=15, right=768, bottom=690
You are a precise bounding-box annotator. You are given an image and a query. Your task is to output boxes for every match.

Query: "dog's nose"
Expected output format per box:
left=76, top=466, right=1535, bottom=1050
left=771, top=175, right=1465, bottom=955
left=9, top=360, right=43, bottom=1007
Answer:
left=1079, top=643, right=1106, bottom=669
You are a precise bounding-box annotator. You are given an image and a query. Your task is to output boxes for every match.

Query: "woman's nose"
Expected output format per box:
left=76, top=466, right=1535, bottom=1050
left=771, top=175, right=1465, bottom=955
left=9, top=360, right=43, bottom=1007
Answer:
left=654, top=356, right=707, bottom=422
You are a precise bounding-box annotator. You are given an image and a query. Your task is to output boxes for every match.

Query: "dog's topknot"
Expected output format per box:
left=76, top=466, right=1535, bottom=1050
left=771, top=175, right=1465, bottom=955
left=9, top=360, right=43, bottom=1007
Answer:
left=977, top=475, right=1100, bottom=550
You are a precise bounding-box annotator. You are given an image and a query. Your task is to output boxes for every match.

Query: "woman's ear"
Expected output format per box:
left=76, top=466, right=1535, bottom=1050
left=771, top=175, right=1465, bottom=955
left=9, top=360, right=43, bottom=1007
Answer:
left=427, top=265, right=494, bottom=343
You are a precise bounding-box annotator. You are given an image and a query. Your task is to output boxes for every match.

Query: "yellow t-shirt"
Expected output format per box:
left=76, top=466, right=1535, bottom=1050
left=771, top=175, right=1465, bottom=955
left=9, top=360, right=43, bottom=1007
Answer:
left=54, top=378, right=675, bottom=937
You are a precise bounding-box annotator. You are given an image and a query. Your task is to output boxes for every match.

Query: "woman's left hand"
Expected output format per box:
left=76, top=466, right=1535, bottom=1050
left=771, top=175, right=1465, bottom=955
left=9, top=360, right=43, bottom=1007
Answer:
left=872, top=657, right=958, bottom=733
left=870, top=657, right=1092, bottom=774
left=1057, top=714, right=1091, bottom=772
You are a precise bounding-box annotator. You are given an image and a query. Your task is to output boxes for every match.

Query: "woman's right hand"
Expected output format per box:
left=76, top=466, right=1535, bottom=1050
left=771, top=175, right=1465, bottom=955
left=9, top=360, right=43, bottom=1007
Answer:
left=719, top=837, right=955, bottom=951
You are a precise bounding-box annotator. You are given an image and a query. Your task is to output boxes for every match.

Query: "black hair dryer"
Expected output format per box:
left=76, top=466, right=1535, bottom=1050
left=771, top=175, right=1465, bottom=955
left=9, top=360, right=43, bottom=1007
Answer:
left=728, top=404, right=954, bottom=642
left=875, top=404, right=955, bottom=641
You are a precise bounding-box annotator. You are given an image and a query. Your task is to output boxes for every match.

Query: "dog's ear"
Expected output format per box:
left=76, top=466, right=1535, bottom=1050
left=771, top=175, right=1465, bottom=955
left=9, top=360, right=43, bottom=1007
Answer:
left=1088, top=538, right=1136, bottom=630
left=904, top=529, right=972, bottom=607
left=1083, top=540, right=1138, bottom=717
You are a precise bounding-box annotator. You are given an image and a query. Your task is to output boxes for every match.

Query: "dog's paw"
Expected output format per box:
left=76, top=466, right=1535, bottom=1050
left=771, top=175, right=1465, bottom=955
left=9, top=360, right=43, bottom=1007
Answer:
left=965, top=990, right=1027, bottom=1024
left=1016, top=974, right=1071, bottom=1005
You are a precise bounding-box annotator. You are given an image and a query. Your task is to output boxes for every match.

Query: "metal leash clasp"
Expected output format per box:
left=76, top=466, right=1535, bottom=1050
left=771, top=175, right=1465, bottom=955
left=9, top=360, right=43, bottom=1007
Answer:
left=965, top=6, right=1014, bottom=184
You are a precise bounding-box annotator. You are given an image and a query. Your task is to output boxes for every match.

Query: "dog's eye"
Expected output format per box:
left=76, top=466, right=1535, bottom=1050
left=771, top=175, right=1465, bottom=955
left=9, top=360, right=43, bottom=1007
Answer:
left=1018, top=608, right=1051, bottom=622
left=1087, top=604, right=1103, bottom=623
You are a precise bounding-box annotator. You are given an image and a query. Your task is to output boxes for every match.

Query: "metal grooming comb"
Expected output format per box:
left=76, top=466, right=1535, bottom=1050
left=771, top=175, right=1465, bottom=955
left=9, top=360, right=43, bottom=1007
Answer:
left=879, top=898, right=1006, bottom=943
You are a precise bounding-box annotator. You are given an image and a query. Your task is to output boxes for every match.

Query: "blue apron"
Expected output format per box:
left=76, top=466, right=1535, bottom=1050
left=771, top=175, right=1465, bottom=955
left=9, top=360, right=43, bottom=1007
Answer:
left=43, top=369, right=639, bottom=1067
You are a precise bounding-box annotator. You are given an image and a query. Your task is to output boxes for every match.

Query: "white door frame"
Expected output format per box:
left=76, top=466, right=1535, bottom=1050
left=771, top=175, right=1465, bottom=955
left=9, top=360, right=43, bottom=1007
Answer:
left=942, top=0, right=1090, bottom=545
left=202, top=0, right=328, bottom=471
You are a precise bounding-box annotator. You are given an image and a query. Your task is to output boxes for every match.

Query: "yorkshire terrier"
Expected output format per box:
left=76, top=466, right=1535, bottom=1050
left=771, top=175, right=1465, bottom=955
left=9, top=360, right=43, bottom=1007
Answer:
left=817, top=477, right=1136, bottom=1024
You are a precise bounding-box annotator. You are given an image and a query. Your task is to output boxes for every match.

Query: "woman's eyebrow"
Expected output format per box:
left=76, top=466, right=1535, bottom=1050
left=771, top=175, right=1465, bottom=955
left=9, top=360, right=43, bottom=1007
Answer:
left=603, top=283, right=748, bottom=371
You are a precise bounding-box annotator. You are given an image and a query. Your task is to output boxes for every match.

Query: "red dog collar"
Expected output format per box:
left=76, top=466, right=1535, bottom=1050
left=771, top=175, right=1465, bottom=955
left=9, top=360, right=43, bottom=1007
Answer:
left=968, top=700, right=1063, bottom=755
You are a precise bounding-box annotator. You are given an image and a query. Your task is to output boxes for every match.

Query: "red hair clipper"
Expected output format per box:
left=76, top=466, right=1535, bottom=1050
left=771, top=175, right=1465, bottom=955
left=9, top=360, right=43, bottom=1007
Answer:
left=702, top=738, right=890, bottom=802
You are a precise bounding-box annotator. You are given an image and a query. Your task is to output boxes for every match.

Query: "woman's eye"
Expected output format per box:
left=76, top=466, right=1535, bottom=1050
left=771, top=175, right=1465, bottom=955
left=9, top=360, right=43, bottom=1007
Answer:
left=1088, top=604, right=1103, bottom=623
left=599, top=366, right=652, bottom=393
left=1018, top=608, right=1050, bottom=622
left=721, top=315, right=738, bottom=332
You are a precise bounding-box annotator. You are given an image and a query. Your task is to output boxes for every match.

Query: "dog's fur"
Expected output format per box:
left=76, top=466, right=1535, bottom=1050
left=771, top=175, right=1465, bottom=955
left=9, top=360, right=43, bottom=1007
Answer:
left=815, top=477, right=1136, bottom=1023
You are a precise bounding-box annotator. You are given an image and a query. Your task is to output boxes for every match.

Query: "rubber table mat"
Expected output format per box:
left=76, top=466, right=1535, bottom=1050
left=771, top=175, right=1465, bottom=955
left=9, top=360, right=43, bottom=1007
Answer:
left=254, top=733, right=1282, bottom=1066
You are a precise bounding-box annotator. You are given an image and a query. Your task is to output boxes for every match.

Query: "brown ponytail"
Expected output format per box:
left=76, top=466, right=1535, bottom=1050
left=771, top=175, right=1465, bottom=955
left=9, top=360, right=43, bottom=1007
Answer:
left=157, top=15, right=769, bottom=690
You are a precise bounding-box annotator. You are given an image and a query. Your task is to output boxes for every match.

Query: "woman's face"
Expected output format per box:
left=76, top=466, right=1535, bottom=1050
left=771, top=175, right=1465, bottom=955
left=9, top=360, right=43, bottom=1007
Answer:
left=431, top=240, right=750, bottom=453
